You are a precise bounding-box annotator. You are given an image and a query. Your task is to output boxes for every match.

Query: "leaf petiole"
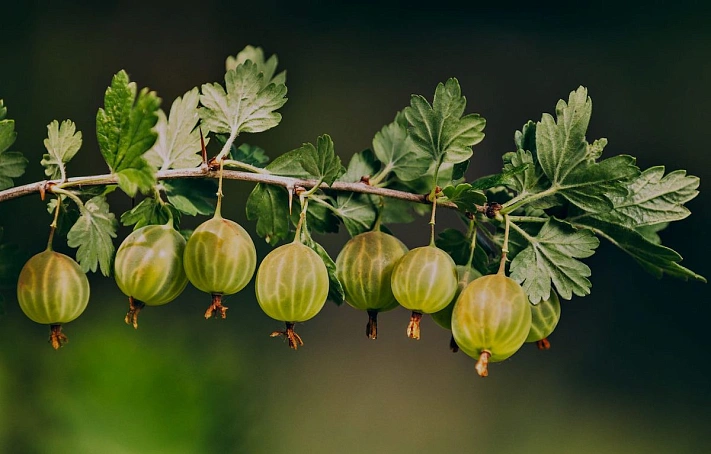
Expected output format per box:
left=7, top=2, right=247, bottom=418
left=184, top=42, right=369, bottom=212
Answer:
left=222, top=159, right=271, bottom=175
left=497, top=214, right=511, bottom=275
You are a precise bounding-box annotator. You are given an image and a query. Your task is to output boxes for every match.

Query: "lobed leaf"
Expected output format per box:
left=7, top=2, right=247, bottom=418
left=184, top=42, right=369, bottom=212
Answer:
left=404, top=78, right=485, bottom=165
left=199, top=60, right=287, bottom=136
left=226, top=45, right=285, bottom=87
left=144, top=88, right=206, bottom=170
left=96, top=70, right=161, bottom=196
left=372, top=111, right=430, bottom=182
left=535, top=87, right=639, bottom=213
left=590, top=166, right=699, bottom=228
left=502, top=149, right=548, bottom=197
left=574, top=217, right=706, bottom=283
left=509, top=218, right=600, bottom=303
left=66, top=196, right=118, bottom=276
left=298, top=135, right=343, bottom=185
left=0, top=100, right=28, bottom=190
left=41, top=119, right=82, bottom=179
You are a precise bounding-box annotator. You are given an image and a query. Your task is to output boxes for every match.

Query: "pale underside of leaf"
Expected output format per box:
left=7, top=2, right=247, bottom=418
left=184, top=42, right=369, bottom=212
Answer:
left=510, top=218, right=599, bottom=303
left=145, top=88, right=206, bottom=170
left=199, top=61, right=287, bottom=138
left=41, top=119, right=82, bottom=179
left=66, top=196, right=117, bottom=276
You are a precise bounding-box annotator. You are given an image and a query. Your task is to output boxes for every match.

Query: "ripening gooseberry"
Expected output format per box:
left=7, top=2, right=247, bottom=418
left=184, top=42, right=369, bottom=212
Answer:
left=17, top=250, right=90, bottom=349
left=336, top=230, right=408, bottom=339
left=255, top=242, right=329, bottom=349
left=451, top=274, right=532, bottom=377
left=390, top=245, right=458, bottom=340
left=114, top=224, right=188, bottom=328
left=183, top=216, right=257, bottom=319
left=525, top=291, right=561, bottom=350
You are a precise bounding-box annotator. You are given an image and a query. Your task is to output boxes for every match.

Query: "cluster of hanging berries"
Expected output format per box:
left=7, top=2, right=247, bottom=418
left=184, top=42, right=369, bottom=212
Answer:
left=17, top=193, right=559, bottom=377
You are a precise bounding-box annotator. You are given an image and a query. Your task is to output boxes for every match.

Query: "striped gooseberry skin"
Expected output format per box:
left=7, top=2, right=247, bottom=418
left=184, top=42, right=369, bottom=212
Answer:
left=431, top=265, right=482, bottom=330
left=114, top=224, right=188, bottom=306
left=335, top=231, right=408, bottom=312
left=255, top=242, right=328, bottom=322
left=390, top=245, right=458, bottom=314
left=17, top=250, right=89, bottom=324
left=451, top=274, right=532, bottom=363
left=526, top=291, right=561, bottom=343
left=184, top=217, right=257, bottom=295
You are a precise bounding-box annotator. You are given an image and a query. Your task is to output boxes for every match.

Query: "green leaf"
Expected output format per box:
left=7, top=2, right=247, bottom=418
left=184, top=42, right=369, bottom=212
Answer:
left=96, top=70, right=161, bottom=196
left=537, top=87, right=592, bottom=183
left=41, top=120, right=82, bottom=179
left=380, top=198, right=416, bottom=225
left=560, top=155, right=639, bottom=213
left=509, top=218, right=600, bottom=303
left=264, top=147, right=312, bottom=178
left=404, top=78, right=485, bottom=164
left=436, top=228, right=490, bottom=272
left=299, top=229, right=344, bottom=305
left=502, top=149, right=548, bottom=197
left=291, top=199, right=340, bottom=235
left=66, top=196, right=118, bottom=276
left=228, top=142, right=269, bottom=167
left=226, top=45, right=286, bottom=87
left=574, top=217, right=706, bottom=283
left=120, top=197, right=180, bottom=230
left=636, top=222, right=668, bottom=245
left=163, top=179, right=217, bottom=216
left=116, top=159, right=157, bottom=198
left=0, top=100, right=28, bottom=190
left=297, top=135, right=343, bottom=185
left=199, top=60, right=287, bottom=136
left=246, top=183, right=290, bottom=245
left=440, top=183, right=486, bottom=213
left=372, top=111, right=430, bottom=182
left=397, top=160, right=458, bottom=195
left=590, top=166, right=699, bottom=227
left=535, top=87, right=639, bottom=212
left=339, top=148, right=379, bottom=183
left=469, top=165, right=529, bottom=192
left=514, top=120, right=537, bottom=153
left=144, top=88, right=206, bottom=170
left=333, top=193, right=377, bottom=236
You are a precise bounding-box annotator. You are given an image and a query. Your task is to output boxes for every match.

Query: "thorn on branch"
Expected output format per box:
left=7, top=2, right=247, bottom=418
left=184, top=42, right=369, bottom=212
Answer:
left=199, top=127, right=208, bottom=167
left=359, top=175, right=371, bottom=185
left=40, top=181, right=56, bottom=201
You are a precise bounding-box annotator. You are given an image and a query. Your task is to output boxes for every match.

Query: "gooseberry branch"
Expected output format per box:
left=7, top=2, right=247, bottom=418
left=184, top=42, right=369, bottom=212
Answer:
left=0, top=167, right=467, bottom=211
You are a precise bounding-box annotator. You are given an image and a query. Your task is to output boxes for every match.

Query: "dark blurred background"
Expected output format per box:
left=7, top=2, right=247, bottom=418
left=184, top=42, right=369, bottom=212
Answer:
left=1, top=1, right=710, bottom=453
